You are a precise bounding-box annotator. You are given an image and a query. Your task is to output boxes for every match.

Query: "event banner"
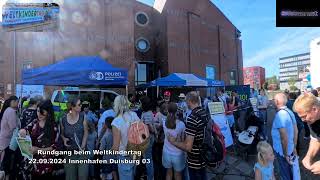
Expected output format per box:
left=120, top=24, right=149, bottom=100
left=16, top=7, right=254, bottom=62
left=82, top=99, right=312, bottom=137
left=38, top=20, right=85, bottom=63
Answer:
left=211, top=114, right=233, bottom=147
left=225, top=85, right=250, bottom=102
left=1, top=7, right=46, bottom=26
left=208, top=102, right=225, bottom=115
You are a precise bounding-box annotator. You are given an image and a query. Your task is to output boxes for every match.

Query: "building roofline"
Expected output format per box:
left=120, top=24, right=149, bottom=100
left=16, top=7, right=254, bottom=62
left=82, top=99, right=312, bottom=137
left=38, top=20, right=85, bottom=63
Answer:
left=139, top=0, right=241, bottom=33
left=135, top=0, right=155, bottom=9
left=243, top=66, right=265, bottom=69
left=208, top=0, right=241, bottom=34
left=279, top=52, right=310, bottom=60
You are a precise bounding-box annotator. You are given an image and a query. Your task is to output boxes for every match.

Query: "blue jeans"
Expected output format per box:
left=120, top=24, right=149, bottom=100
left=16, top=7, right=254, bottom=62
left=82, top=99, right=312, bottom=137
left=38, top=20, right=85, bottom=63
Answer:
left=183, top=162, right=190, bottom=180
left=118, top=155, right=136, bottom=180
left=260, top=110, right=267, bottom=139
left=143, top=135, right=154, bottom=180
left=275, top=152, right=292, bottom=180
left=188, top=167, right=207, bottom=180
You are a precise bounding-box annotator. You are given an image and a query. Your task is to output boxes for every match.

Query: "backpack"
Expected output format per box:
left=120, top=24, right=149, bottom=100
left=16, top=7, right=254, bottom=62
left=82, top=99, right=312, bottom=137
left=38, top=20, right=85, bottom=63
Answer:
left=201, top=114, right=226, bottom=167
left=126, top=114, right=150, bottom=157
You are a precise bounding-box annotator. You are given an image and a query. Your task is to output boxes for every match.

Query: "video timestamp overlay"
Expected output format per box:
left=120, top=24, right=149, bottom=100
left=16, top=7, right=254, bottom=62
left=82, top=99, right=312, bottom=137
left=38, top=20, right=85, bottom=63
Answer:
left=28, top=150, right=149, bottom=166
left=277, top=0, right=320, bottom=27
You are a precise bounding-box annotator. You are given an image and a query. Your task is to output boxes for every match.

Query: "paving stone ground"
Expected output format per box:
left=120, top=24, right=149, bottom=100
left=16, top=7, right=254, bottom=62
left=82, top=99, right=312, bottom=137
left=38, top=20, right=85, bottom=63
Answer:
left=206, top=107, right=320, bottom=180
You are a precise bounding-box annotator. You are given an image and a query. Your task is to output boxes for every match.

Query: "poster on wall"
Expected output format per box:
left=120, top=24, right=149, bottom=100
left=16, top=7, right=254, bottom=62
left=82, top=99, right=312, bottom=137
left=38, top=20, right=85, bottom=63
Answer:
left=16, top=84, right=44, bottom=98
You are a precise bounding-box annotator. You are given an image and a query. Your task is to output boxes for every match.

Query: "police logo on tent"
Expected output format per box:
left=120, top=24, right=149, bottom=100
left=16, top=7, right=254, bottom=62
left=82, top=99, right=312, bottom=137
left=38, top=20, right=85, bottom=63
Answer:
left=89, top=71, right=104, bottom=81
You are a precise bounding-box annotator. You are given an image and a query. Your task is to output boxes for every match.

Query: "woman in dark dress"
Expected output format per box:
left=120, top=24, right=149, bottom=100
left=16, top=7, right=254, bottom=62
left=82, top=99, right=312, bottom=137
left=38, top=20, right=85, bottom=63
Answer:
left=19, top=100, right=58, bottom=180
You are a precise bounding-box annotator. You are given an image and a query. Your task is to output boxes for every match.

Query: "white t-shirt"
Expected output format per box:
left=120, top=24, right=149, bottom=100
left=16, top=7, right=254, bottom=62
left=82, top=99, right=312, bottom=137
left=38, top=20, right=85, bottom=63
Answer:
left=111, top=111, right=140, bottom=153
left=163, top=119, right=186, bottom=155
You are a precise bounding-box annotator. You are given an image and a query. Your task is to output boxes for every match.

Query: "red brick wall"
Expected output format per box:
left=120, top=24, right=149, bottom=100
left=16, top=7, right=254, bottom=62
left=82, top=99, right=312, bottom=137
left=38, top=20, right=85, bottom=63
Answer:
left=0, top=0, right=243, bottom=98
left=0, top=0, right=137, bottom=97
left=162, top=0, right=242, bottom=85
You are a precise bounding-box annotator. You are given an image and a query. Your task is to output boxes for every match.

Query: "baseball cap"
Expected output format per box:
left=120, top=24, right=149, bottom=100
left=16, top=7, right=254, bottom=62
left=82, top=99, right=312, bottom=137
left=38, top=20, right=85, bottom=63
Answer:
left=164, top=91, right=171, bottom=96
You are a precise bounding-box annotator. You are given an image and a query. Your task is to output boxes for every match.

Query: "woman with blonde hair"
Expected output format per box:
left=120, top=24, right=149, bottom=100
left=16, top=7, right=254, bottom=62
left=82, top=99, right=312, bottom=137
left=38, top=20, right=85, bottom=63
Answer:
left=111, top=95, right=140, bottom=180
left=254, top=141, right=275, bottom=180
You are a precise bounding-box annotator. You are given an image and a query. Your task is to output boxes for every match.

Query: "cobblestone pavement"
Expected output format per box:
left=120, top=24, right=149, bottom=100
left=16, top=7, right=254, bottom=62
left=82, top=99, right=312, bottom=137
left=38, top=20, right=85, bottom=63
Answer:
left=206, top=107, right=320, bottom=180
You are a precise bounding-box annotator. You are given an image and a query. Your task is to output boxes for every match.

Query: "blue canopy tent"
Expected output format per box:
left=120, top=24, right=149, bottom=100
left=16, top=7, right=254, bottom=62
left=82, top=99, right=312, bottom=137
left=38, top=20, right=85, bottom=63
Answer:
left=22, top=56, right=128, bottom=86
left=139, top=73, right=224, bottom=97
left=147, top=73, right=224, bottom=87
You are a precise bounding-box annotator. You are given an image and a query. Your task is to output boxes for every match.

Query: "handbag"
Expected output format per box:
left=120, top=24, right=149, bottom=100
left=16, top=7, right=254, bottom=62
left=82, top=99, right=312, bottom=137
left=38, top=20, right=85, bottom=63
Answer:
left=9, top=128, right=19, bottom=151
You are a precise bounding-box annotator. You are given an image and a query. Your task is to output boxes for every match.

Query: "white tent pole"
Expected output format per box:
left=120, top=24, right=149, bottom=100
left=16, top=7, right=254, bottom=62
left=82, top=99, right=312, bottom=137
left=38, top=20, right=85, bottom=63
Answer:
left=157, top=86, right=159, bottom=98
left=126, top=85, right=128, bottom=97
left=20, top=83, right=23, bottom=113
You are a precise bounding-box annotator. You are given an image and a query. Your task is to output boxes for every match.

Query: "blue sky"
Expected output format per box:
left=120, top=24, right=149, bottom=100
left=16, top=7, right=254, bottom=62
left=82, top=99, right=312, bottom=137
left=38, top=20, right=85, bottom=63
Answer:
left=138, top=0, right=320, bottom=77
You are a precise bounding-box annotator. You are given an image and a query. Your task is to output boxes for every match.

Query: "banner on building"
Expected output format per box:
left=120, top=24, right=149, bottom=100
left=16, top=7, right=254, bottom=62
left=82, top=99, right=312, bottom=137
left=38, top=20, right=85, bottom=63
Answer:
left=310, top=37, right=320, bottom=88
left=1, top=7, right=47, bottom=26
left=16, top=84, right=44, bottom=98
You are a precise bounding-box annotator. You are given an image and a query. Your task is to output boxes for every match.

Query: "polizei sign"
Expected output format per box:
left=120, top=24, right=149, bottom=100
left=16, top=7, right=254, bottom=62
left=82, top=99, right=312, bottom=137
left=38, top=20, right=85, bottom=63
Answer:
left=89, top=71, right=124, bottom=81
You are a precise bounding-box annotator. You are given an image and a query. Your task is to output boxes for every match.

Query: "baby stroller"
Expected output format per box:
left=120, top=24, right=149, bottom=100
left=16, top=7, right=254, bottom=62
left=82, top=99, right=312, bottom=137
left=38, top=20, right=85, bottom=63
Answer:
left=236, top=105, right=264, bottom=160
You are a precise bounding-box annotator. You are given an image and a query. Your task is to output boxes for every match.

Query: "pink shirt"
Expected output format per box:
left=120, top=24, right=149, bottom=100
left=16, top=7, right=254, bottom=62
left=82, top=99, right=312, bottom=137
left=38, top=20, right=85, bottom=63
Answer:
left=0, top=107, right=18, bottom=150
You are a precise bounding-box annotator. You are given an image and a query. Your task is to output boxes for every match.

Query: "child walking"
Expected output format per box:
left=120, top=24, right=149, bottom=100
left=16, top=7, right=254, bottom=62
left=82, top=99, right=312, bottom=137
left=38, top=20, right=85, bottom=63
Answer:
left=99, top=117, right=118, bottom=180
left=87, top=118, right=98, bottom=180
left=254, top=141, right=275, bottom=180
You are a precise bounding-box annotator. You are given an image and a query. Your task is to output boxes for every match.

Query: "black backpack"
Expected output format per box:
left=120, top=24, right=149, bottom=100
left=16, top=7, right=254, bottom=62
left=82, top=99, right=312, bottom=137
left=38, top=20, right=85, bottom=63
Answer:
left=200, top=113, right=226, bottom=167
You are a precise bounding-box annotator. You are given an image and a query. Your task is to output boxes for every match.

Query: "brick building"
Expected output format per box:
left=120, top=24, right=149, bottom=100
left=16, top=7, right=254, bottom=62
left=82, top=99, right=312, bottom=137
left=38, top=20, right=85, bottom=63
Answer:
left=243, top=66, right=265, bottom=89
left=0, top=0, right=243, bottom=98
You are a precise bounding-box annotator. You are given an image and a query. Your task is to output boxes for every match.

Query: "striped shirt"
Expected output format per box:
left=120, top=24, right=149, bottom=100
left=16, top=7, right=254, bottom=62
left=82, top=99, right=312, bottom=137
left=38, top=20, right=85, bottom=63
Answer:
left=185, top=106, right=208, bottom=169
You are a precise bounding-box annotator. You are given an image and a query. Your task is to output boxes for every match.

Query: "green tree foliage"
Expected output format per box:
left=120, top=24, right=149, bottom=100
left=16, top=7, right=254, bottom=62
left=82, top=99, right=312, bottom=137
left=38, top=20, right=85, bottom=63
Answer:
left=263, top=81, right=269, bottom=90
left=288, top=77, right=297, bottom=87
left=266, top=76, right=279, bottom=90
left=290, top=86, right=299, bottom=91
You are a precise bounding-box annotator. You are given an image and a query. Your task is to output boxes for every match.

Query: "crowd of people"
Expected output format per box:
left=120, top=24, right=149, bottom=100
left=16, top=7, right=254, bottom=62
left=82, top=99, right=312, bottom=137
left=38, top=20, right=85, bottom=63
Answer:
left=0, top=87, right=319, bottom=180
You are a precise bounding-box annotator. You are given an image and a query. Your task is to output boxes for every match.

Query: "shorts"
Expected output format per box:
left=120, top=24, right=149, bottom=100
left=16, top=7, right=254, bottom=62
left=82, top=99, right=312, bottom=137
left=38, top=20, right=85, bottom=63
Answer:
left=162, top=151, right=185, bottom=172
